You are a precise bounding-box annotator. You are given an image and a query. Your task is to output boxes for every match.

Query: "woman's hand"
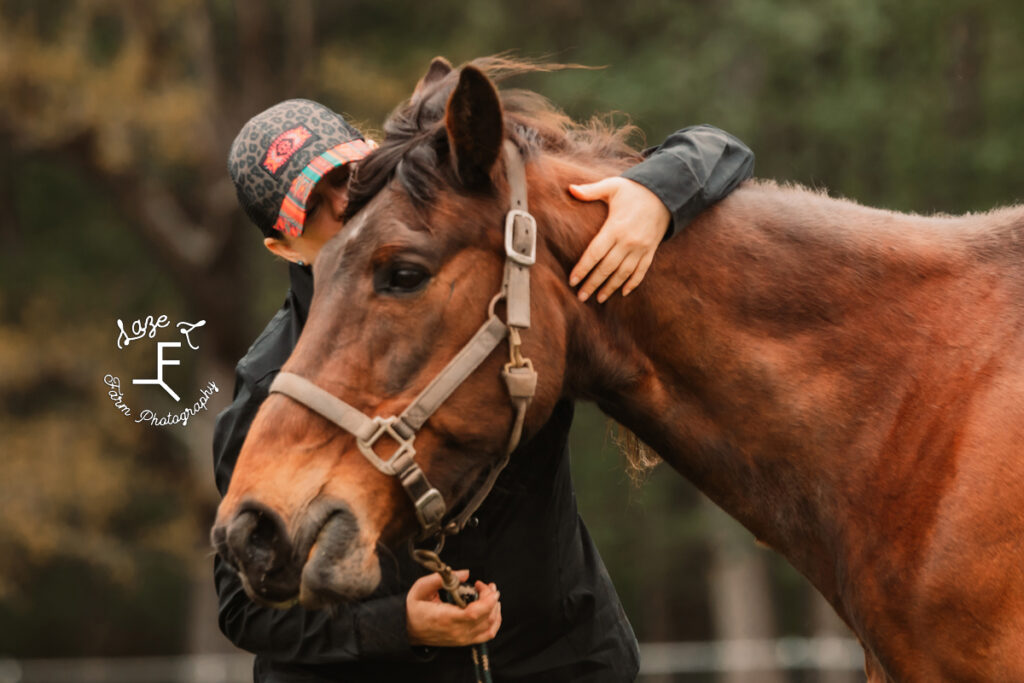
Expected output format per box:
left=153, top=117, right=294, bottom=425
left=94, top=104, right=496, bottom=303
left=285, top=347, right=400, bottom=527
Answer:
left=568, top=177, right=671, bottom=302
left=406, top=570, right=502, bottom=646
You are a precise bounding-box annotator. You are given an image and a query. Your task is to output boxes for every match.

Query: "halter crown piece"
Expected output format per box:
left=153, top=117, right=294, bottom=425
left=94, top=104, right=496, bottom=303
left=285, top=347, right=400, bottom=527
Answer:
left=268, top=140, right=538, bottom=542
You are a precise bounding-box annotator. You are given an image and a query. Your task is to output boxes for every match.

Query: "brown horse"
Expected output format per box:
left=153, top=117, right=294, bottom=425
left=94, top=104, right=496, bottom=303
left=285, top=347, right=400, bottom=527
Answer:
left=212, top=57, right=1024, bottom=681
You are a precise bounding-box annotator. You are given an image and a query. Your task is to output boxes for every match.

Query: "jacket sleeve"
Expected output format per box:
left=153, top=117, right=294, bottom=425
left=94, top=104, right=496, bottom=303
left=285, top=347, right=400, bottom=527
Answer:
left=211, top=366, right=415, bottom=662
left=214, top=556, right=412, bottom=662
left=621, top=124, right=755, bottom=237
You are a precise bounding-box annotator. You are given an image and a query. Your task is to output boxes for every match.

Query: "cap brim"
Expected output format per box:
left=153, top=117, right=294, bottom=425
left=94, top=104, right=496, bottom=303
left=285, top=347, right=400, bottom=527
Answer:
left=273, top=138, right=378, bottom=237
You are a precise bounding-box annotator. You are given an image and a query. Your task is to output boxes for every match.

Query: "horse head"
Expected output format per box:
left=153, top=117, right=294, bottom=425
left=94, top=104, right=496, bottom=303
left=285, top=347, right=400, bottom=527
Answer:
left=211, top=58, right=637, bottom=607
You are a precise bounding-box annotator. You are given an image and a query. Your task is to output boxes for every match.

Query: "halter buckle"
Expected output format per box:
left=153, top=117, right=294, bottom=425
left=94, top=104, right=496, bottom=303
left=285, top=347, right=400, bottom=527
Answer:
left=412, top=487, right=446, bottom=533
left=504, top=209, right=537, bottom=266
left=356, top=416, right=416, bottom=475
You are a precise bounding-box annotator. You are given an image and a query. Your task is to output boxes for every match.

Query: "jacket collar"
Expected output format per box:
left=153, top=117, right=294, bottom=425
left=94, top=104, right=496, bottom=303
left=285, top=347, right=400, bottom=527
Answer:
left=288, top=262, right=314, bottom=325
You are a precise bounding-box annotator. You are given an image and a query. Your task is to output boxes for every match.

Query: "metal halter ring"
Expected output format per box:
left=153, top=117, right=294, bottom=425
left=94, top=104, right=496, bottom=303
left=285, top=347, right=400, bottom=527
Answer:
left=356, top=416, right=416, bottom=475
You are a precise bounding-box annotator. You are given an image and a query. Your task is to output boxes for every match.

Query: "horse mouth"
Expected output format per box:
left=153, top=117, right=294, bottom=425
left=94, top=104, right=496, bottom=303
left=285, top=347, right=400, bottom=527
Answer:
left=236, top=571, right=300, bottom=609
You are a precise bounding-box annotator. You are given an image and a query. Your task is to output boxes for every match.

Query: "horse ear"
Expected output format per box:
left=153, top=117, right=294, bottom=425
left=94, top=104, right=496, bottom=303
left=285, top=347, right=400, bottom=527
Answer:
left=412, top=57, right=453, bottom=103
left=445, top=65, right=503, bottom=190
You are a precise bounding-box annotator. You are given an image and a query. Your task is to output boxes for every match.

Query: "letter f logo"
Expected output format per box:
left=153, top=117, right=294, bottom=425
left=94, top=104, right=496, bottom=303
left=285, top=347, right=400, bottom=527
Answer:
left=133, top=342, right=182, bottom=401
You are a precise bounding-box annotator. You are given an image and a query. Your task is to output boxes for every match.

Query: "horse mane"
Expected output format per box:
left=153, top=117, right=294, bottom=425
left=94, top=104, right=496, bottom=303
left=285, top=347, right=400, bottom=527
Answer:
left=345, top=56, right=644, bottom=220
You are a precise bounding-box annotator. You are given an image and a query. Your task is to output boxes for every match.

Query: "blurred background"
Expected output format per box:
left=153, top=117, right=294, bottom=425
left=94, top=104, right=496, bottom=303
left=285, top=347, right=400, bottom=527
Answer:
left=1, top=0, right=1021, bottom=681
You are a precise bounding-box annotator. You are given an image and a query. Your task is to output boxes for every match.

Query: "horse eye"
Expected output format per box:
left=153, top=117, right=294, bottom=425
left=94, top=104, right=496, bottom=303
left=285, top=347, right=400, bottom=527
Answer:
left=375, top=264, right=431, bottom=294
left=391, top=268, right=426, bottom=290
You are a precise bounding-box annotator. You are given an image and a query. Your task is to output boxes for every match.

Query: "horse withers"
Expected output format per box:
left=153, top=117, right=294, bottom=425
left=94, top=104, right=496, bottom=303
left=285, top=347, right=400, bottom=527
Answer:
left=212, top=57, right=1024, bottom=681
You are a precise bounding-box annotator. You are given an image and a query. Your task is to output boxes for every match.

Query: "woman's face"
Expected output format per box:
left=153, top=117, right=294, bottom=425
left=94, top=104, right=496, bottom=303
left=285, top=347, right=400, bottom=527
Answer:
left=274, top=164, right=353, bottom=265
left=300, top=165, right=353, bottom=256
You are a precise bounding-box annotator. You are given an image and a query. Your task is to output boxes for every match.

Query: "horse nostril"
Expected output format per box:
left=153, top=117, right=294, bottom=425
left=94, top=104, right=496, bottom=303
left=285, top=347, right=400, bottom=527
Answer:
left=315, top=506, right=360, bottom=559
left=211, top=523, right=234, bottom=568
left=224, top=504, right=294, bottom=589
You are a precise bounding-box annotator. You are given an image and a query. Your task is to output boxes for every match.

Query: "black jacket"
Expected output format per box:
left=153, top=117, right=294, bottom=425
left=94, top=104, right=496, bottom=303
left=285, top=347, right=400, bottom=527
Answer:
left=212, top=125, right=754, bottom=682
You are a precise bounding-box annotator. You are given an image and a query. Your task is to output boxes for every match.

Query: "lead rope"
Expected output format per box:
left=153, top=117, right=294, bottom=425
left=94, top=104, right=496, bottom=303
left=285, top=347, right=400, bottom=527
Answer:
left=408, top=383, right=528, bottom=683
left=412, top=547, right=494, bottom=683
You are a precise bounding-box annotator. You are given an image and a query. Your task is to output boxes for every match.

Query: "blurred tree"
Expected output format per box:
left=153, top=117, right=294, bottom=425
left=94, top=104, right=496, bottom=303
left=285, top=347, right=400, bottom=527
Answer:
left=1, top=0, right=306, bottom=654
left=0, top=161, right=198, bottom=654
left=702, top=500, right=786, bottom=683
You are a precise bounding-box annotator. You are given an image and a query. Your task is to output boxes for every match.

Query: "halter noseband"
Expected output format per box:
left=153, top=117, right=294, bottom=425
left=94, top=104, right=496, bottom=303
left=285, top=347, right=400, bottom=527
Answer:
left=268, top=140, right=538, bottom=541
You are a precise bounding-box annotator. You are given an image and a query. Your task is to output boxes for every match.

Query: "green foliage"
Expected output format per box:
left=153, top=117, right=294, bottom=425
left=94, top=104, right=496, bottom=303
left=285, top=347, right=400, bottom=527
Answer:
left=0, top=554, right=189, bottom=656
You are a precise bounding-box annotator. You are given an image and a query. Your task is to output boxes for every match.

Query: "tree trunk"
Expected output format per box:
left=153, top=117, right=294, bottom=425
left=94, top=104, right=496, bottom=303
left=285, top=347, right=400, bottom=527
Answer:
left=702, top=498, right=787, bottom=683
left=810, top=589, right=861, bottom=683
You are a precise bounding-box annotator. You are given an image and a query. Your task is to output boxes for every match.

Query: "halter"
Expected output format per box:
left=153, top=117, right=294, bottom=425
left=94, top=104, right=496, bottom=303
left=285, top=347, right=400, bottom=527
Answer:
left=268, top=140, right=538, bottom=542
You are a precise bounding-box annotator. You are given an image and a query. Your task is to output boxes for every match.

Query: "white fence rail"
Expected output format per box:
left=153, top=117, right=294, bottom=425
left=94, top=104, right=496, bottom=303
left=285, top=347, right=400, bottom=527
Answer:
left=0, top=638, right=864, bottom=682
left=638, top=637, right=864, bottom=674
left=0, top=655, right=253, bottom=683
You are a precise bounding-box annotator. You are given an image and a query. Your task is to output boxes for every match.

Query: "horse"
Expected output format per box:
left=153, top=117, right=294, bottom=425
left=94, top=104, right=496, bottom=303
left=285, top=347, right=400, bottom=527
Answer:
left=212, top=57, right=1024, bottom=681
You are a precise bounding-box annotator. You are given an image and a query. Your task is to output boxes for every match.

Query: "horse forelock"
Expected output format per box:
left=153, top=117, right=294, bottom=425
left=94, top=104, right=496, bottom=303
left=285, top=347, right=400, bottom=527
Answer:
left=345, top=56, right=642, bottom=222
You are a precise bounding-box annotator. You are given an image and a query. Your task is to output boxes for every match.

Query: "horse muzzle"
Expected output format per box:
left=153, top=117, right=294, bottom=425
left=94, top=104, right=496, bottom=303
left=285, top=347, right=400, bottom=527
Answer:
left=211, top=499, right=382, bottom=608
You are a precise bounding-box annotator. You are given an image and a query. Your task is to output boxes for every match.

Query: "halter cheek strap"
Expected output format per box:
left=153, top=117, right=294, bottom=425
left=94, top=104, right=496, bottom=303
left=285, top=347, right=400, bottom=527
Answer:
left=268, top=140, right=538, bottom=541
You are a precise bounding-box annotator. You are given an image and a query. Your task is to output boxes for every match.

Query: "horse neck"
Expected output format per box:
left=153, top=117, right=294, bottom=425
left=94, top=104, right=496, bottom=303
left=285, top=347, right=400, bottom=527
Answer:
left=542, top=176, right=1017, bottom=605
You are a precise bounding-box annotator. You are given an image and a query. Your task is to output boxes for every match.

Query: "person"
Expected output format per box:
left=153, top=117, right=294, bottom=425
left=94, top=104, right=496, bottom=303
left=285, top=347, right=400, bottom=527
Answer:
left=215, top=97, right=754, bottom=682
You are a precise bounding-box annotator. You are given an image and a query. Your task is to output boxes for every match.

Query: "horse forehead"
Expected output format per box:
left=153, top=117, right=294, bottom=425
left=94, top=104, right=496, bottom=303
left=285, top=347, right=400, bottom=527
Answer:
left=345, top=187, right=396, bottom=238
left=341, top=209, right=368, bottom=247
left=342, top=188, right=410, bottom=250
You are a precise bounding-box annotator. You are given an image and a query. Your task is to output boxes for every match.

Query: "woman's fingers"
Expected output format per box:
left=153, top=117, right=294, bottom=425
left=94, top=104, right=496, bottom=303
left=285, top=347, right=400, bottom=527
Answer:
left=568, top=177, right=670, bottom=302
left=579, top=245, right=629, bottom=302
left=569, top=228, right=614, bottom=293
left=622, top=252, right=655, bottom=297
left=464, top=585, right=502, bottom=643
left=596, top=251, right=642, bottom=303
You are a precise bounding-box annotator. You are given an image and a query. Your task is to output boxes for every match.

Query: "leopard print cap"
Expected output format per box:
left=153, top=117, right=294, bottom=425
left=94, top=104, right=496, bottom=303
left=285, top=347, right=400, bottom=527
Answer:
left=228, top=99, right=364, bottom=236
